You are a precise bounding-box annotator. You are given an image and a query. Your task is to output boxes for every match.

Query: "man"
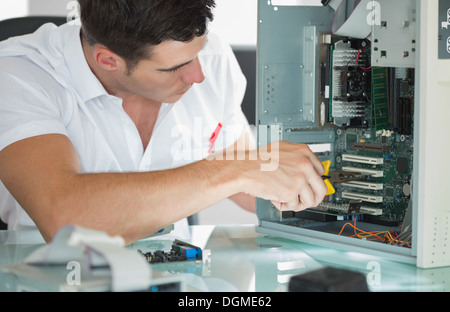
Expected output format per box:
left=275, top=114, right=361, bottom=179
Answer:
left=0, top=0, right=327, bottom=245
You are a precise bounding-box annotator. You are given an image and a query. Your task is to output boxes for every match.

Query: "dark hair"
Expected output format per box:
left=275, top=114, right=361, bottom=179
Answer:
left=78, top=0, right=216, bottom=71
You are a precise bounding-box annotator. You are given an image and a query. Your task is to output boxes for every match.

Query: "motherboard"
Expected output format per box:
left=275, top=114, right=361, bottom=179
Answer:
left=281, top=35, right=414, bottom=243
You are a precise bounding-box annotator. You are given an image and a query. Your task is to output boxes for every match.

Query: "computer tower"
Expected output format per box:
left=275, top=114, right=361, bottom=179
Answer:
left=255, top=0, right=450, bottom=269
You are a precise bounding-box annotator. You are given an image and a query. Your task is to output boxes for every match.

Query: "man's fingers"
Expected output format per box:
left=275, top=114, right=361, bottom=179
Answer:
left=306, top=150, right=326, bottom=177
left=308, top=174, right=328, bottom=206
left=296, top=185, right=315, bottom=210
left=272, top=177, right=327, bottom=212
left=263, top=142, right=328, bottom=213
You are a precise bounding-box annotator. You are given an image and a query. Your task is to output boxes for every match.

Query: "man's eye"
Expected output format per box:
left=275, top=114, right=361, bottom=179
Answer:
left=167, top=67, right=181, bottom=73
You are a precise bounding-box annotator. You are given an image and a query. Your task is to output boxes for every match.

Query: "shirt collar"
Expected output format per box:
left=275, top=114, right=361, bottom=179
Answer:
left=63, top=23, right=110, bottom=102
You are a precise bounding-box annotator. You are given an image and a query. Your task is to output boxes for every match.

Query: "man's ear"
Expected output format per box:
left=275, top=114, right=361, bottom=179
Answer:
left=94, top=46, right=126, bottom=72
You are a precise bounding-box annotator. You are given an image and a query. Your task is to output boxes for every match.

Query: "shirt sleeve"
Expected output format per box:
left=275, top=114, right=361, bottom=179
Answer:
left=0, top=64, right=69, bottom=152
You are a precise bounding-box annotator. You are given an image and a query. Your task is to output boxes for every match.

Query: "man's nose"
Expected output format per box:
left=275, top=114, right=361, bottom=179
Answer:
left=181, top=57, right=205, bottom=84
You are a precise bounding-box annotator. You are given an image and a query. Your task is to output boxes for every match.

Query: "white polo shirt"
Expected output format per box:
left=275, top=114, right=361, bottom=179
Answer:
left=0, top=22, right=250, bottom=230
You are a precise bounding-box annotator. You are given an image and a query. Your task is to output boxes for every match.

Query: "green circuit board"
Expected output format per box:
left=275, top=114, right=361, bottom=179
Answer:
left=255, top=1, right=417, bottom=250
left=317, top=39, right=415, bottom=226
left=332, top=125, right=413, bottom=225
left=291, top=41, right=415, bottom=227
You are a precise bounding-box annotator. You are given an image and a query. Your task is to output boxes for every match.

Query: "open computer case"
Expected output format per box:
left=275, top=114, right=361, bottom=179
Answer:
left=255, top=0, right=450, bottom=269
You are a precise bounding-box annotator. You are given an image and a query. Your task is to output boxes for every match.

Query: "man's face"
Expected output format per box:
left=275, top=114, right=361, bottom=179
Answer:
left=115, top=35, right=207, bottom=103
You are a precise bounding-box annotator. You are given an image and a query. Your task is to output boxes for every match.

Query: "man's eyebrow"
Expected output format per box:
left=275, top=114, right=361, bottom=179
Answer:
left=157, top=59, right=194, bottom=72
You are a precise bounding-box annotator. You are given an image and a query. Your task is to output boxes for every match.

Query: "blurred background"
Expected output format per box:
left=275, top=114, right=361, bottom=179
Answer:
left=0, top=0, right=259, bottom=225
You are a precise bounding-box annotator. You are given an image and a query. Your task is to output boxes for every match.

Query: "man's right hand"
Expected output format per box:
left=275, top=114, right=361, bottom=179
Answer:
left=237, top=141, right=327, bottom=213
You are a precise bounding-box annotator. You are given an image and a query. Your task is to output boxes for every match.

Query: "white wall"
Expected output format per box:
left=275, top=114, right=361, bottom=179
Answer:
left=28, top=0, right=70, bottom=16
left=0, top=1, right=28, bottom=21
left=210, top=0, right=257, bottom=47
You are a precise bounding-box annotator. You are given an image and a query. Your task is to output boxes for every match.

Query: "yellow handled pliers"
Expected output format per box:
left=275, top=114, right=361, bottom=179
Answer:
left=322, top=161, right=367, bottom=196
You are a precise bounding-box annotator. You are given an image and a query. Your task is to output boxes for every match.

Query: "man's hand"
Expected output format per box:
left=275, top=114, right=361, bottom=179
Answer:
left=239, top=141, right=327, bottom=213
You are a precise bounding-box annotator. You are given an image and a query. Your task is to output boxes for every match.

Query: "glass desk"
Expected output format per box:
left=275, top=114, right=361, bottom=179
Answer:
left=1, top=225, right=449, bottom=292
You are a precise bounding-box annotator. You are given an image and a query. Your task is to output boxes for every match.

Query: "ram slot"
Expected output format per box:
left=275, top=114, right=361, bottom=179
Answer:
left=342, top=167, right=384, bottom=177
left=342, top=192, right=383, bottom=203
left=341, top=181, right=384, bottom=191
left=342, top=154, right=384, bottom=165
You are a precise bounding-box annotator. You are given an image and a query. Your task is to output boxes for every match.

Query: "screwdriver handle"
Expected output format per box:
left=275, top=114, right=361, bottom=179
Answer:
left=322, top=161, right=336, bottom=196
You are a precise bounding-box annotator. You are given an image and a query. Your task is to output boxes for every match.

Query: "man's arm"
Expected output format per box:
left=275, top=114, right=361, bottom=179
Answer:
left=0, top=134, right=243, bottom=244
left=229, top=193, right=256, bottom=213
left=226, top=125, right=257, bottom=213
left=0, top=134, right=326, bottom=245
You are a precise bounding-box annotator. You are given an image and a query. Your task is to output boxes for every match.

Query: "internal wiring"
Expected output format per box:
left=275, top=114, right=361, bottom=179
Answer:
left=337, top=217, right=411, bottom=248
left=355, top=45, right=372, bottom=70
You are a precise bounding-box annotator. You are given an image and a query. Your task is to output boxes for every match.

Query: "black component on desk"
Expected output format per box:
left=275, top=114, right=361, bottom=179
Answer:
left=138, top=249, right=188, bottom=264
left=138, top=240, right=203, bottom=264
left=288, top=267, right=369, bottom=292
